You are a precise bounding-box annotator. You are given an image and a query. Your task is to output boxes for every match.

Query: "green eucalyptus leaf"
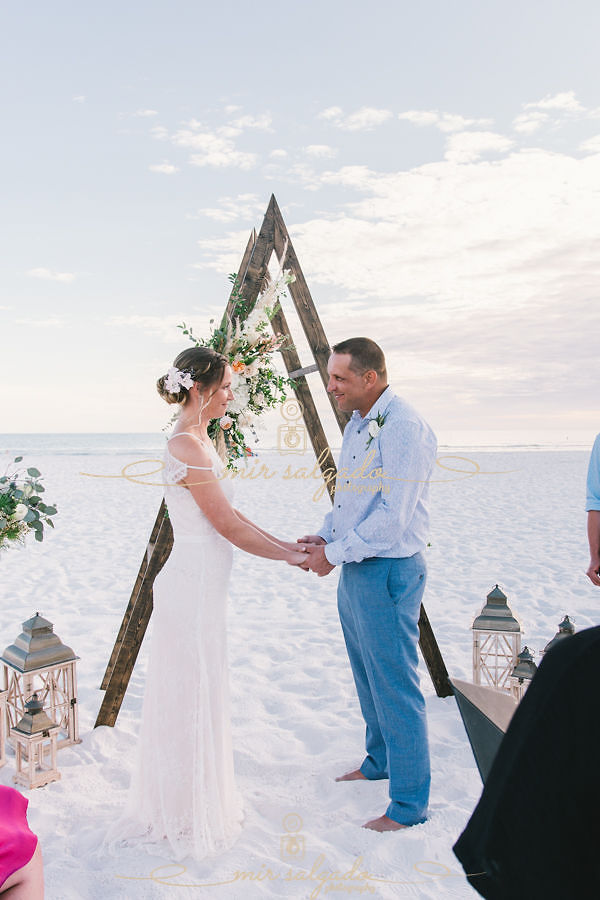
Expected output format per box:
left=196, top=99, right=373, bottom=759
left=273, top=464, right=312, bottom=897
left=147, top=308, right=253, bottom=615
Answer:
left=14, top=456, right=23, bottom=463
left=35, top=530, right=44, bottom=542
left=27, top=467, right=41, bottom=477
left=44, top=506, right=57, bottom=516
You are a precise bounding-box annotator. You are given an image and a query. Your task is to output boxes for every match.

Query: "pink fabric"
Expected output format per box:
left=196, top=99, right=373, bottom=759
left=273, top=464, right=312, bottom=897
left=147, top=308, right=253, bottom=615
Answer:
left=0, top=785, right=38, bottom=888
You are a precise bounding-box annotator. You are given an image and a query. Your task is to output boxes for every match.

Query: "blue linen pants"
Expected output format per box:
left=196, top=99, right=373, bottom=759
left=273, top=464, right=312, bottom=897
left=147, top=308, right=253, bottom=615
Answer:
left=337, top=553, right=430, bottom=825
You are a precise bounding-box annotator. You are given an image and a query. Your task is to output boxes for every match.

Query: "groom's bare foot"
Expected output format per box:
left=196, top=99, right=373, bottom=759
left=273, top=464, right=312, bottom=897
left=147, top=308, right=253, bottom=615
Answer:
left=335, top=769, right=367, bottom=782
left=362, top=814, right=408, bottom=832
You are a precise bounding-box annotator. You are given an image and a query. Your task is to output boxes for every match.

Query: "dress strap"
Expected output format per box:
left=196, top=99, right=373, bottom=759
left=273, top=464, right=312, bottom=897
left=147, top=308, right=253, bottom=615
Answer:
left=165, top=433, right=214, bottom=471
left=167, top=431, right=203, bottom=441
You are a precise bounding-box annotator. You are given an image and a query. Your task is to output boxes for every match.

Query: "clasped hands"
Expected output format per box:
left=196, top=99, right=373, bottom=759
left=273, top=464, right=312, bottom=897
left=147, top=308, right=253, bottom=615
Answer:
left=293, top=534, right=335, bottom=577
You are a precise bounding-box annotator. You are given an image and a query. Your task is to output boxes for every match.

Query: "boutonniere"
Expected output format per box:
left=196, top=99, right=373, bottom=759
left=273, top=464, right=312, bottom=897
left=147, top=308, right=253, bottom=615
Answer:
left=366, top=412, right=388, bottom=448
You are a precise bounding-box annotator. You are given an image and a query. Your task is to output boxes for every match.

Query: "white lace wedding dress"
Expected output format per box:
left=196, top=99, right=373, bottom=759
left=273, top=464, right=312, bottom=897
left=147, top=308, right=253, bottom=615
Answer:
left=111, top=434, right=243, bottom=860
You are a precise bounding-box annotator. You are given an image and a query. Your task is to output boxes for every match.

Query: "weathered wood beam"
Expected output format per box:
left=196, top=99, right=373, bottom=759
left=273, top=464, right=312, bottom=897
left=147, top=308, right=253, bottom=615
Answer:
left=269, top=195, right=350, bottom=434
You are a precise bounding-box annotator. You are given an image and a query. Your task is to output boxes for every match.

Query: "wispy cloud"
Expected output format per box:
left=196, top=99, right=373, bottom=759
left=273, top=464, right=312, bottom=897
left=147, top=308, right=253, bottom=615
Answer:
left=580, top=135, right=600, bottom=154
left=196, top=193, right=264, bottom=223
left=156, top=118, right=258, bottom=170
left=26, top=268, right=76, bottom=283
left=525, top=91, right=586, bottom=113
left=150, top=125, right=169, bottom=140
left=444, top=131, right=514, bottom=163
left=107, top=315, right=187, bottom=343
left=15, top=317, right=63, bottom=327
left=319, top=106, right=393, bottom=131
left=135, top=109, right=158, bottom=117
left=399, top=110, right=493, bottom=132
left=270, top=148, right=287, bottom=158
left=304, top=144, right=338, bottom=159
left=149, top=161, right=179, bottom=174
left=72, top=95, right=85, bottom=104
left=228, top=113, right=272, bottom=132
left=513, top=90, right=596, bottom=134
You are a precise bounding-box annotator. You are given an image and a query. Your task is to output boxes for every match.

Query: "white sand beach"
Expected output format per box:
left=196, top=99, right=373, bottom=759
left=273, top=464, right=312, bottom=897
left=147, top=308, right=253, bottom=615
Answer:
left=1, top=443, right=596, bottom=899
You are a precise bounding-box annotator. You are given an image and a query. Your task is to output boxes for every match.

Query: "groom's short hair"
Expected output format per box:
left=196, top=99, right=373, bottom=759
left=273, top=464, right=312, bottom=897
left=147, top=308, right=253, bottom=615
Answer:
left=332, top=338, right=387, bottom=381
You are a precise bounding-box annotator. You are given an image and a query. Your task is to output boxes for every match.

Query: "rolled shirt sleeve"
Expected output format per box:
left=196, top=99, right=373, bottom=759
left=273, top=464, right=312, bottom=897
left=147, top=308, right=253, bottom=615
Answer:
left=318, top=389, right=437, bottom=566
left=586, top=434, right=600, bottom=511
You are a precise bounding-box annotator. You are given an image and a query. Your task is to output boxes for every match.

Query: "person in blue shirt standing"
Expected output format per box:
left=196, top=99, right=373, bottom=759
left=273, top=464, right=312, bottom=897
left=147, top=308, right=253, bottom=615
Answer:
left=586, top=433, right=600, bottom=586
left=299, top=337, right=437, bottom=832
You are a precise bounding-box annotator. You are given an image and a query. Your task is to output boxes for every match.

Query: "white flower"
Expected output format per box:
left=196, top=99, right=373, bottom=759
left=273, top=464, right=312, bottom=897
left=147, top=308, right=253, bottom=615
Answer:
left=368, top=420, right=381, bottom=439
left=228, top=384, right=251, bottom=414
left=242, top=309, right=268, bottom=341
left=219, top=415, right=234, bottom=431
left=13, top=503, right=28, bottom=521
left=165, top=367, right=194, bottom=392
left=244, top=360, right=259, bottom=377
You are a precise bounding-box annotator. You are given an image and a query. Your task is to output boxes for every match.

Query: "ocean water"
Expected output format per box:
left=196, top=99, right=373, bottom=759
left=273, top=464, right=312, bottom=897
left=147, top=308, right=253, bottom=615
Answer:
left=0, top=429, right=596, bottom=459
left=0, top=433, right=166, bottom=457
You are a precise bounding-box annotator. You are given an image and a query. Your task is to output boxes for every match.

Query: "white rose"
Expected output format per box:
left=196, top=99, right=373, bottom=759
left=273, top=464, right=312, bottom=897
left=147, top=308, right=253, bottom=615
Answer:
left=368, top=420, right=381, bottom=439
left=13, top=503, right=28, bottom=521
left=219, top=415, right=234, bottom=431
left=244, top=360, right=259, bottom=377
left=228, top=384, right=250, bottom=414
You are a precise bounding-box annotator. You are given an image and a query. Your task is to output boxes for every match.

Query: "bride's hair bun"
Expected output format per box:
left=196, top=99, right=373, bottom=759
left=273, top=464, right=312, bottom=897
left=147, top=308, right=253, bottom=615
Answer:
left=157, top=346, right=228, bottom=405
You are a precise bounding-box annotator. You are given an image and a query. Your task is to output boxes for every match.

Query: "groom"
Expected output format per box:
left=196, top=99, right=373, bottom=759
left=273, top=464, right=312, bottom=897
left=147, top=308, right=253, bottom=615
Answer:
left=299, top=338, right=437, bottom=832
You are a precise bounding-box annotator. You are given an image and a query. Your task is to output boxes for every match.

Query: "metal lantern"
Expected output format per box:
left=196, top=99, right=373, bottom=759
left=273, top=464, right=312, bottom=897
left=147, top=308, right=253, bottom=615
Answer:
left=472, top=585, right=522, bottom=692
left=543, top=615, right=576, bottom=655
left=0, top=689, right=7, bottom=767
left=1, top=613, right=80, bottom=750
left=510, top=646, right=538, bottom=701
left=11, top=692, right=61, bottom=789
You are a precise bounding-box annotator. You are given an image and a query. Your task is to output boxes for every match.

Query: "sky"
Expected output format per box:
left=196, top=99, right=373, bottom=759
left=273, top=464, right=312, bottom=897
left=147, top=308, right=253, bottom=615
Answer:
left=2, top=0, right=600, bottom=443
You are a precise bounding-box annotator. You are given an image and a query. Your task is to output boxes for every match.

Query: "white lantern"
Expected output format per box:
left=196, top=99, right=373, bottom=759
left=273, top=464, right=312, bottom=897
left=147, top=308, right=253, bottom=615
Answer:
left=509, top=646, right=538, bottom=701
left=11, top=692, right=61, bottom=789
left=472, top=585, right=522, bottom=692
left=1, top=613, right=80, bottom=750
left=543, top=615, right=575, bottom=655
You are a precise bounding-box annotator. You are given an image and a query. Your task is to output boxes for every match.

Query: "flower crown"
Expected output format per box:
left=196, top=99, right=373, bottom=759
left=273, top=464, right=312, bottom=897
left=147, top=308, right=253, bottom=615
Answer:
left=164, top=367, right=195, bottom=393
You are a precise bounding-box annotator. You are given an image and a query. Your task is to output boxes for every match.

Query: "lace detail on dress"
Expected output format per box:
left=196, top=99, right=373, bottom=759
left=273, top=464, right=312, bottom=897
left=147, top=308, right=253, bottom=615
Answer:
left=106, top=434, right=242, bottom=861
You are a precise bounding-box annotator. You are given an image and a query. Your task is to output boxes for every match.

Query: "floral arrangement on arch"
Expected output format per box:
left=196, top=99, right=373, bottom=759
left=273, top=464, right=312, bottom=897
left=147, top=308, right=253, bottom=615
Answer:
left=0, top=457, right=58, bottom=551
left=178, top=261, right=297, bottom=467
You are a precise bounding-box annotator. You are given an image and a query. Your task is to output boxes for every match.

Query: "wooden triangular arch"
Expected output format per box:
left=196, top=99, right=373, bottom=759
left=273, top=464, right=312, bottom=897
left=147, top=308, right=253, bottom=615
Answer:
left=95, top=195, right=451, bottom=729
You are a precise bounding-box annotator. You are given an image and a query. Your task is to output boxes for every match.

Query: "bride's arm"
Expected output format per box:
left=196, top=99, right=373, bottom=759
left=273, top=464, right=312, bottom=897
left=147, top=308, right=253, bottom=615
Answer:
left=175, top=438, right=305, bottom=563
left=232, top=508, right=299, bottom=552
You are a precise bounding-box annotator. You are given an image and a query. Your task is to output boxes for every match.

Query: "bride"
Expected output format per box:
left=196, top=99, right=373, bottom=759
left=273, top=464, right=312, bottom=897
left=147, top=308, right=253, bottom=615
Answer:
left=114, top=346, right=307, bottom=861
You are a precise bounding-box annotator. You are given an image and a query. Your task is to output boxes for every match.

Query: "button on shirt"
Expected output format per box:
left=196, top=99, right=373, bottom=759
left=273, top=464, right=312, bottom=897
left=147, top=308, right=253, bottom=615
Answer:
left=586, top=433, right=600, bottom=511
left=318, top=387, right=437, bottom=565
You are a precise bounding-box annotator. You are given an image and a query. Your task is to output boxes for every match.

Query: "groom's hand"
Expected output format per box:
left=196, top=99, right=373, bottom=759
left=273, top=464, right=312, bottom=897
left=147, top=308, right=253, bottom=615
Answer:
left=303, top=544, right=335, bottom=577
left=297, top=534, right=326, bottom=545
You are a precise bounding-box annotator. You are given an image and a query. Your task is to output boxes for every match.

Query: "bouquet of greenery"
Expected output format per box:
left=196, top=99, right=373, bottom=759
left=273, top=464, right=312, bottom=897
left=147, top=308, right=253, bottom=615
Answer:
left=178, top=264, right=297, bottom=467
left=0, top=457, right=58, bottom=550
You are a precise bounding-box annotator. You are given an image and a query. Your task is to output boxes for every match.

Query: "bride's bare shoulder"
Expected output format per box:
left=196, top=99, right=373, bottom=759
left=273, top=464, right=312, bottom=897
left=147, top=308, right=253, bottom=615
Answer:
left=167, top=432, right=213, bottom=470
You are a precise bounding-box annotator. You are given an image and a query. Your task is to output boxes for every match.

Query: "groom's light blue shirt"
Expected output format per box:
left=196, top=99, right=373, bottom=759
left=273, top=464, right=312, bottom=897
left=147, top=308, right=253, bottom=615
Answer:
left=586, top=433, right=600, bottom=511
left=318, top=387, right=437, bottom=566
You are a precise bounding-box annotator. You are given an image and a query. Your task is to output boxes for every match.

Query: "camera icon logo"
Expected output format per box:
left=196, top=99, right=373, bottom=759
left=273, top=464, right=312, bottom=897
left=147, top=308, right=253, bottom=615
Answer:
left=277, top=400, right=306, bottom=455
left=280, top=813, right=305, bottom=861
